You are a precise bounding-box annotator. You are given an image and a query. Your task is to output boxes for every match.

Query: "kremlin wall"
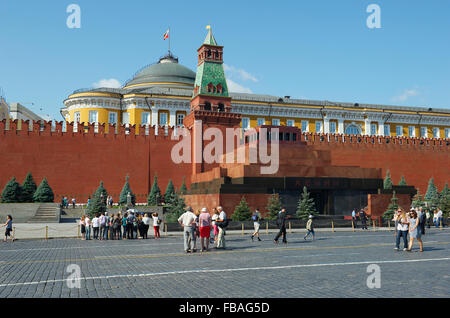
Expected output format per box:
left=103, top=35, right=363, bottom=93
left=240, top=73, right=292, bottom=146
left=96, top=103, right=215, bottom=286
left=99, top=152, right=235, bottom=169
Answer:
left=0, top=118, right=448, bottom=218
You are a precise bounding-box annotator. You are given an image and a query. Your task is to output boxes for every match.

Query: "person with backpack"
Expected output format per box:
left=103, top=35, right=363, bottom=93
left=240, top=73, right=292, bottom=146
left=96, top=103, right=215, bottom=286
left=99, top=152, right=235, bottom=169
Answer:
left=274, top=208, right=289, bottom=244
left=215, top=206, right=228, bottom=249
left=359, top=209, right=368, bottom=230
left=251, top=208, right=262, bottom=242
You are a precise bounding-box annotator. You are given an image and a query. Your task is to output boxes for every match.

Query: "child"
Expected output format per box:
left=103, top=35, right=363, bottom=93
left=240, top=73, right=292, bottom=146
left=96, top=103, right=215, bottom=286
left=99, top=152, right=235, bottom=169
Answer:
left=304, top=215, right=315, bottom=241
left=1, top=215, right=15, bottom=242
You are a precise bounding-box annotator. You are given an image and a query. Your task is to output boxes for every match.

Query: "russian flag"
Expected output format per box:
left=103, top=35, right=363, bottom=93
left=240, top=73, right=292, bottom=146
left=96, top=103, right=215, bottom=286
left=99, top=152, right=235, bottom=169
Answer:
left=163, top=29, right=170, bottom=40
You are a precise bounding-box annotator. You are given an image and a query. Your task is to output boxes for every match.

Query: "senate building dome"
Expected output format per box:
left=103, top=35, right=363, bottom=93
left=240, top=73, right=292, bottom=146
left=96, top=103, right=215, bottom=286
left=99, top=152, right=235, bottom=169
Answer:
left=124, top=54, right=196, bottom=91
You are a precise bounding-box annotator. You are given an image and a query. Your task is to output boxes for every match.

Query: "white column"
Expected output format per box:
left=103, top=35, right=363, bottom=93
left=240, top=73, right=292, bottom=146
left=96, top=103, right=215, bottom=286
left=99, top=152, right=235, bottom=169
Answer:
left=151, top=108, right=158, bottom=126
left=378, top=121, right=385, bottom=136
left=338, top=119, right=344, bottom=134
left=364, top=118, right=371, bottom=136
left=323, top=117, right=330, bottom=134
left=169, top=110, right=176, bottom=128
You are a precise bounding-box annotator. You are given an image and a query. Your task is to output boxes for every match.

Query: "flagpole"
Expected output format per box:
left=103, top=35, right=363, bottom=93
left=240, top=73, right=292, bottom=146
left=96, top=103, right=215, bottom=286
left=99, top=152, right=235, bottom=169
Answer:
left=168, top=26, right=171, bottom=55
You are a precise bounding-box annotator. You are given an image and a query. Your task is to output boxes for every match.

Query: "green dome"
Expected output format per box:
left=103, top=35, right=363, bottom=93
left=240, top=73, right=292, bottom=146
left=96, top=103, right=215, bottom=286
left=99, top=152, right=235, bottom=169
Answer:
left=124, top=54, right=195, bottom=90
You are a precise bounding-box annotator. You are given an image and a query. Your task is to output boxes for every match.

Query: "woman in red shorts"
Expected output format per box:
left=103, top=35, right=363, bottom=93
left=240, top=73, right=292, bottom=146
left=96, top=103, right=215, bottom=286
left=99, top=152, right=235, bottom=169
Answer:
left=198, top=208, right=212, bottom=252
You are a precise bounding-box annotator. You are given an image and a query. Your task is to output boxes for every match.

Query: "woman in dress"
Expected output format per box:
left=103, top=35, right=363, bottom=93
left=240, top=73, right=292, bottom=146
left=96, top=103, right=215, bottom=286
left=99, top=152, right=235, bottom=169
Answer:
left=408, top=210, right=423, bottom=252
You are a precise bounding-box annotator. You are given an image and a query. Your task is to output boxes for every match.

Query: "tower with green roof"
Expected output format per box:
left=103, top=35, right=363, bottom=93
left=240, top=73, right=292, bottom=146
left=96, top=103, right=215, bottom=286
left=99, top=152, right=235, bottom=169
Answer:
left=184, top=27, right=242, bottom=174
left=188, top=27, right=239, bottom=117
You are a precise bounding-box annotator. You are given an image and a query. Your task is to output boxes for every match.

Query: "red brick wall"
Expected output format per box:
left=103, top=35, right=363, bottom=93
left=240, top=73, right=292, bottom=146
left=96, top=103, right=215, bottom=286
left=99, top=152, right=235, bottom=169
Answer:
left=367, top=193, right=412, bottom=218
left=305, top=133, right=450, bottom=193
left=0, top=121, right=191, bottom=203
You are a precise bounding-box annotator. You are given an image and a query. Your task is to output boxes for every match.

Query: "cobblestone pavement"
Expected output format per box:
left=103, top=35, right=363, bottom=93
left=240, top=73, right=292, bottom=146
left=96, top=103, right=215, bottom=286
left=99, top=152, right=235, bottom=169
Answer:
left=0, top=228, right=449, bottom=298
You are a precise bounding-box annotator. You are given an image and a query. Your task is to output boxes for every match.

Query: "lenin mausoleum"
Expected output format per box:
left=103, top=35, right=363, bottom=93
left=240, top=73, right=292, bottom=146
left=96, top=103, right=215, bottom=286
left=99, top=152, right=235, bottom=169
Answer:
left=0, top=29, right=449, bottom=218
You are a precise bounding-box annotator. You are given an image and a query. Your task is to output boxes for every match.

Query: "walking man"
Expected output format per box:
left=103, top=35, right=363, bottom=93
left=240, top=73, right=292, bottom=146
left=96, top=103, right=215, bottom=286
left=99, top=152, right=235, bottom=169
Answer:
left=178, top=207, right=197, bottom=253
left=251, top=208, right=262, bottom=242
left=304, top=215, right=315, bottom=241
left=216, top=206, right=228, bottom=249
left=274, top=208, right=289, bottom=244
left=352, top=209, right=357, bottom=229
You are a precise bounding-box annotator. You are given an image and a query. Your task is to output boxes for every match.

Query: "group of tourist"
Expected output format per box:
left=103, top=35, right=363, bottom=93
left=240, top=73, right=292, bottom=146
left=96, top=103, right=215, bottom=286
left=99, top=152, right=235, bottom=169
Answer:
left=393, top=207, right=427, bottom=252
left=177, top=206, right=228, bottom=253
left=79, top=211, right=162, bottom=241
left=61, top=196, right=76, bottom=209
left=351, top=209, right=369, bottom=230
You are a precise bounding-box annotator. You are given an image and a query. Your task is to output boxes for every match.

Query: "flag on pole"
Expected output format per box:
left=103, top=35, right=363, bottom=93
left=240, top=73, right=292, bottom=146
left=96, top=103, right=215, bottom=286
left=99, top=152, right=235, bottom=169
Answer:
left=163, top=28, right=170, bottom=40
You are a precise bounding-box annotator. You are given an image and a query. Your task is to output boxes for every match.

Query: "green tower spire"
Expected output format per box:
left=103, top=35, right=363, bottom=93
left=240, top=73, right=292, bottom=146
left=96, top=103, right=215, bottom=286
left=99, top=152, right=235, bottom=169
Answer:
left=193, top=27, right=229, bottom=99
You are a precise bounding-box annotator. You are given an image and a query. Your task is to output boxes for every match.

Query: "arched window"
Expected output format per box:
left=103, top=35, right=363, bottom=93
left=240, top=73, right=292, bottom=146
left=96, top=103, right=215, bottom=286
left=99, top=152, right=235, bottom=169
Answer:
left=207, top=50, right=211, bottom=58
left=204, top=102, right=212, bottom=111
left=345, top=124, right=362, bottom=135
left=207, top=83, right=213, bottom=93
left=216, top=84, right=223, bottom=94
left=218, top=103, right=225, bottom=112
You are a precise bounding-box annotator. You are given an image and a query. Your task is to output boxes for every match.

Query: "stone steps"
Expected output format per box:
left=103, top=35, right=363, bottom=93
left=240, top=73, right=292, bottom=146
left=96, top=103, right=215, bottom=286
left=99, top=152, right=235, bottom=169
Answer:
left=28, top=203, right=60, bottom=223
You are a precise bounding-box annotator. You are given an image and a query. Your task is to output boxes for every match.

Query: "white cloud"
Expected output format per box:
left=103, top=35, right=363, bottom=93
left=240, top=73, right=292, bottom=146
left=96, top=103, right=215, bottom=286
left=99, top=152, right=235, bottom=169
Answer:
left=392, top=89, right=419, bottom=103
left=223, top=64, right=258, bottom=83
left=227, top=79, right=252, bottom=94
left=93, top=78, right=122, bottom=89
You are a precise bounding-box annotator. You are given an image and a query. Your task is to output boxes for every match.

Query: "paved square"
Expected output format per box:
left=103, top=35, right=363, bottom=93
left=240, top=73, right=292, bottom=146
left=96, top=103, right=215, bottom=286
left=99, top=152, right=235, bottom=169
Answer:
left=0, top=228, right=449, bottom=298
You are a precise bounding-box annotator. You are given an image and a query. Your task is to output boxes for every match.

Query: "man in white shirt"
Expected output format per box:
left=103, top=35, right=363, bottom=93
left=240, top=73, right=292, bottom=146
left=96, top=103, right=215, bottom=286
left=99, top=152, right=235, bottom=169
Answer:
left=437, top=209, right=443, bottom=227
left=178, top=207, right=197, bottom=253
left=92, top=214, right=100, bottom=240
left=216, top=206, right=227, bottom=249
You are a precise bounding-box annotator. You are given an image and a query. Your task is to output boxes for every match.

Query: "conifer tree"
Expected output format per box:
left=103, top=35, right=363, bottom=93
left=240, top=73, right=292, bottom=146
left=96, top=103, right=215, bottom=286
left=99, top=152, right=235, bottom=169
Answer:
left=398, top=176, right=407, bottom=186
left=266, top=190, right=282, bottom=220
left=20, top=172, right=37, bottom=203
left=165, top=192, right=186, bottom=222
left=164, top=180, right=176, bottom=204
left=33, top=178, right=54, bottom=203
left=411, top=190, right=426, bottom=209
left=87, top=181, right=108, bottom=216
left=425, top=178, right=438, bottom=201
left=383, top=192, right=399, bottom=221
left=179, top=177, right=188, bottom=195
left=1, top=177, right=22, bottom=203
left=425, top=178, right=440, bottom=208
left=296, top=187, right=317, bottom=220
left=232, top=196, right=252, bottom=221
left=383, top=170, right=393, bottom=189
left=119, top=175, right=136, bottom=206
left=147, top=175, right=162, bottom=206
left=439, top=183, right=450, bottom=218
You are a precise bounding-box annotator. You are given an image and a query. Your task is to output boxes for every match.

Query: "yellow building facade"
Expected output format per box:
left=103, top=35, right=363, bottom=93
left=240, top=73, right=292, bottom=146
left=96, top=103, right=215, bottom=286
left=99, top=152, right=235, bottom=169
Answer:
left=62, top=54, right=450, bottom=139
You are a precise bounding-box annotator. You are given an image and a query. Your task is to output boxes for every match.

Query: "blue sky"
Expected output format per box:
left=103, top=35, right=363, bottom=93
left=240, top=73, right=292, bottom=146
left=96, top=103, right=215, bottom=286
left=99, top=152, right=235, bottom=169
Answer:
left=0, top=0, right=449, bottom=120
